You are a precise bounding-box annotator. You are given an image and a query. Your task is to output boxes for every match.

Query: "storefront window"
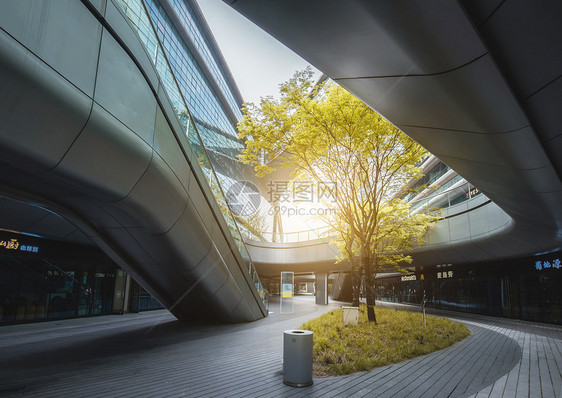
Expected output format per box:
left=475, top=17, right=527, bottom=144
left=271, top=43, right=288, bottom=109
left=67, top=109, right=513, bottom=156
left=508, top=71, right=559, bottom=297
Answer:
left=375, top=253, right=562, bottom=325
left=0, top=233, right=119, bottom=324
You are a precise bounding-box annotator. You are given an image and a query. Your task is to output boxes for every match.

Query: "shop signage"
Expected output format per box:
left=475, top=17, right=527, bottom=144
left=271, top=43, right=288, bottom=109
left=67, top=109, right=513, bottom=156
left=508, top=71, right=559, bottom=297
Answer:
left=465, top=186, right=480, bottom=198
left=0, top=238, right=39, bottom=253
left=437, top=271, right=453, bottom=279
left=435, top=263, right=454, bottom=279
left=534, top=259, right=561, bottom=271
left=401, top=275, right=416, bottom=282
left=95, top=272, right=115, bottom=278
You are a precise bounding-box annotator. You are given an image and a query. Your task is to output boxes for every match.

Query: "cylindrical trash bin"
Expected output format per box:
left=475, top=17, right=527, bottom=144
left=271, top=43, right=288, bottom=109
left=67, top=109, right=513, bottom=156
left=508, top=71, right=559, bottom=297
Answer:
left=283, top=329, right=313, bottom=387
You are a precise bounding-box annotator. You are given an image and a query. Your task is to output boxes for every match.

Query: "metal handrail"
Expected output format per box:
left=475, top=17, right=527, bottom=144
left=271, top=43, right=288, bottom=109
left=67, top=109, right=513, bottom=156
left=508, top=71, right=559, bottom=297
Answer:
left=249, top=180, right=483, bottom=243
left=258, top=226, right=336, bottom=243
left=409, top=177, right=481, bottom=213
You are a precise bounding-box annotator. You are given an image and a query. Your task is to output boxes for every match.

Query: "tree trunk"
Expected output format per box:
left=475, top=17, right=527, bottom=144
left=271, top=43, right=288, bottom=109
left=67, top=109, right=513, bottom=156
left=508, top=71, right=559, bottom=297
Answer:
left=367, top=278, right=377, bottom=324
left=363, top=255, right=377, bottom=324
left=351, top=267, right=360, bottom=307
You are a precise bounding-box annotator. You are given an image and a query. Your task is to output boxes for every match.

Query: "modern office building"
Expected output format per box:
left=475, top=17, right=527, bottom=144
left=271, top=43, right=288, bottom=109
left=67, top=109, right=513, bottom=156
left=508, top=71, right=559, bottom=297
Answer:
left=380, top=154, right=560, bottom=324
left=0, top=0, right=266, bottom=324
left=0, top=0, right=560, bottom=327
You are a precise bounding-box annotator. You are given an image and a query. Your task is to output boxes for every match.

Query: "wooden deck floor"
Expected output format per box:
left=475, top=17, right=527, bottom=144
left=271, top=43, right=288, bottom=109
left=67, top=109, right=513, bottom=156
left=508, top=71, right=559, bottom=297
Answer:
left=0, top=296, right=560, bottom=397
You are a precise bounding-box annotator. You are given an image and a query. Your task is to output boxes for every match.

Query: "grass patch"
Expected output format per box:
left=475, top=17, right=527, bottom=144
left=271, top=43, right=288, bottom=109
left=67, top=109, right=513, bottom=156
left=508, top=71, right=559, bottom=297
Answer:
left=300, top=305, right=470, bottom=377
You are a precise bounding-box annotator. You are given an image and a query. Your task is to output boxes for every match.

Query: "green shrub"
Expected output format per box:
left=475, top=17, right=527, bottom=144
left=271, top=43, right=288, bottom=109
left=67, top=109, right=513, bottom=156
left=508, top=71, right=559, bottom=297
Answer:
left=300, top=305, right=470, bottom=376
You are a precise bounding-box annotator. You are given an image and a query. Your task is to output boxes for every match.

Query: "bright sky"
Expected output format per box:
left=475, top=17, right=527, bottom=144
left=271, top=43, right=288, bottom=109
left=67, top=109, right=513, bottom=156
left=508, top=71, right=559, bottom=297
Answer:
left=196, top=0, right=325, bottom=233
left=196, top=0, right=320, bottom=105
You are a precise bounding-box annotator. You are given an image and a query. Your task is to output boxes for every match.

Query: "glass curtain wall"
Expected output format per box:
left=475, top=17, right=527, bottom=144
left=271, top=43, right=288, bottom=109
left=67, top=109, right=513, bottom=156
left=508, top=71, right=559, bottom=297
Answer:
left=117, top=0, right=265, bottom=302
left=140, top=0, right=248, bottom=177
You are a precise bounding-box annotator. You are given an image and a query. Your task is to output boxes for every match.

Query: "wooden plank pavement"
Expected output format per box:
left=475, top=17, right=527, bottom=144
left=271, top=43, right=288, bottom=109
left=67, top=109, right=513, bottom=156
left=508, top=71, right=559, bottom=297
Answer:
left=0, top=296, right=560, bottom=397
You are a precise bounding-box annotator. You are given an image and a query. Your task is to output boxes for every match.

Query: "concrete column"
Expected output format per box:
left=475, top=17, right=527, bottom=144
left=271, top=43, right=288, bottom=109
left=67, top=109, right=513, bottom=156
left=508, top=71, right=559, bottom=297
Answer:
left=122, top=274, right=132, bottom=313
left=112, top=270, right=127, bottom=314
left=272, top=200, right=284, bottom=242
left=315, top=272, right=328, bottom=305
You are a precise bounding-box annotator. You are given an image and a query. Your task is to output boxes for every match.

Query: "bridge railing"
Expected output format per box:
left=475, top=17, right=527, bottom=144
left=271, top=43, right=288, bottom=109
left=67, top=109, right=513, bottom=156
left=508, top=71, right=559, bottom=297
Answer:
left=255, top=226, right=337, bottom=243
left=408, top=179, right=482, bottom=213
left=250, top=180, right=485, bottom=244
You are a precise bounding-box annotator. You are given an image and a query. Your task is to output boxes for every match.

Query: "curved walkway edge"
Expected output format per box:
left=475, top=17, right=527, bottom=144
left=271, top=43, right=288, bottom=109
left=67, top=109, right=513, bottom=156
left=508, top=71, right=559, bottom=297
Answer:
left=0, top=297, right=560, bottom=397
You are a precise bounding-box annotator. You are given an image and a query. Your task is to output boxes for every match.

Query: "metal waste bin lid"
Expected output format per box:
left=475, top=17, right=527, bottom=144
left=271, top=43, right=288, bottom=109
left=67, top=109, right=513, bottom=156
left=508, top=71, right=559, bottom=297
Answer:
left=284, top=330, right=313, bottom=336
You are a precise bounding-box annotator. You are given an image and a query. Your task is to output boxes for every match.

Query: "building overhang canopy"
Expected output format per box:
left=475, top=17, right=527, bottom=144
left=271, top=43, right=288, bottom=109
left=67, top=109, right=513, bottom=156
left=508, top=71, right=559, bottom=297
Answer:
left=226, top=0, right=562, bottom=264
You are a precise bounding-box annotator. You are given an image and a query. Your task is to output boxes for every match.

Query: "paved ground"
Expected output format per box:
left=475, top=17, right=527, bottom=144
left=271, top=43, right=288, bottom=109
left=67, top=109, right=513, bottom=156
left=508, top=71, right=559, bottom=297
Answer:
left=0, top=296, right=560, bottom=397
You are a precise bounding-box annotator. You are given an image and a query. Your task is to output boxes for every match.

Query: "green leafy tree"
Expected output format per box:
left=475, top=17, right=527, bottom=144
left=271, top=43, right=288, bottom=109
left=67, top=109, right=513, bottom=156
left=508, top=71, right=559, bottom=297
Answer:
left=238, top=69, right=440, bottom=323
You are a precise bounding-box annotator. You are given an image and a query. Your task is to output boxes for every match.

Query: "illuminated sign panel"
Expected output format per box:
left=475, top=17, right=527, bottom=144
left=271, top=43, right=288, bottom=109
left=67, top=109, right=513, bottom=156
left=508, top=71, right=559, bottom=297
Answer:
left=0, top=239, right=19, bottom=250
left=534, top=259, right=561, bottom=270
left=280, top=272, right=294, bottom=314
left=437, top=271, right=454, bottom=279
left=466, top=186, right=480, bottom=198
left=282, top=284, right=293, bottom=298
left=435, top=263, right=454, bottom=279
left=0, top=238, right=39, bottom=253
